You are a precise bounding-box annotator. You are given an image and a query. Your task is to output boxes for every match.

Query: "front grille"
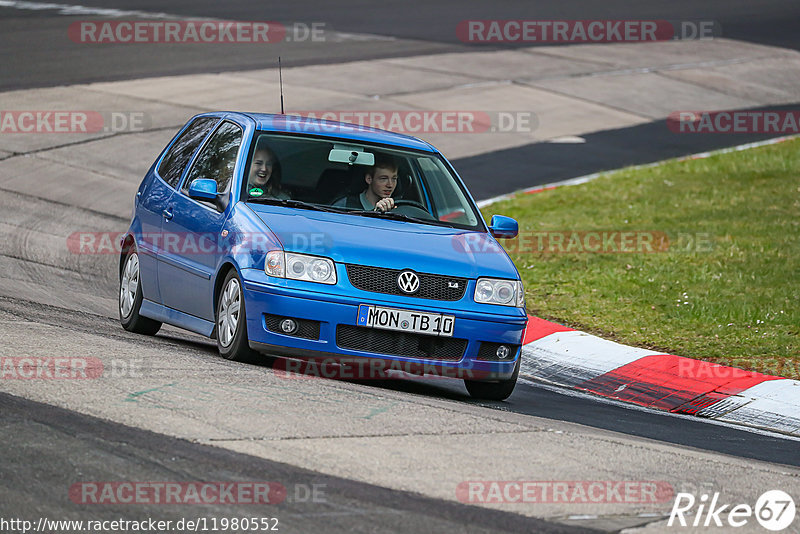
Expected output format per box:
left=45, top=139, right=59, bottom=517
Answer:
left=336, top=325, right=467, bottom=361
left=476, top=342, right=520, bottom=361
left=345, top=264, right=467, bottom=301
left=264, top=314, right=320, bottom=340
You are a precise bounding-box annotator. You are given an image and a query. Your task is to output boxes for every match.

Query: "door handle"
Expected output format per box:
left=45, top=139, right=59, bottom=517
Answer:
left=162, top=208, right=173, bottom=221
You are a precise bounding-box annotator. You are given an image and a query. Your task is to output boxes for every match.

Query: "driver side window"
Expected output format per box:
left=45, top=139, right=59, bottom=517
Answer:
left=181, top=121, right=243, bottom=202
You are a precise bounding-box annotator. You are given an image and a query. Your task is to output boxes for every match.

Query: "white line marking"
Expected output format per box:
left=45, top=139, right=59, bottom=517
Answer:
left=0, top=0, right=395, bottom=42
left=547, top=135, right=586, bottom=143
left=325, top=31, right=395, bottom=43
left=0, top=0, right=177, bottom=18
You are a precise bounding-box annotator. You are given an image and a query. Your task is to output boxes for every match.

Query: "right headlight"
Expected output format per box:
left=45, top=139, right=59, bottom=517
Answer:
left=264, top=251, right=337, bottom=285
left=474, top=278, right=524, bottom=307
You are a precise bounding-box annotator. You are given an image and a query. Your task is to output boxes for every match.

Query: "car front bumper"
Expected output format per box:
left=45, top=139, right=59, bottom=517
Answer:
left=241, top=269, right=527, bottom=382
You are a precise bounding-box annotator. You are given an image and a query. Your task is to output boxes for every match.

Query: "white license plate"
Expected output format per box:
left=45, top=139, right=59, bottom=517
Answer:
left=357, top=305, right=455, bottom=337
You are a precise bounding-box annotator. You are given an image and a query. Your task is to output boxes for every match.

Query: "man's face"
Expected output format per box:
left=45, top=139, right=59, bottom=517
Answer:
left=249, top=149, right=274, bottom=186
left=366, top=165, right=398, bottom=199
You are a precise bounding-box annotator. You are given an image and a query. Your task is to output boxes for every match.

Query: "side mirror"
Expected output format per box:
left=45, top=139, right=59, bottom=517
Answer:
left=188, top=178, right=218, bottom=200
left=188, top=178, right=228, bottom=211
left=488, top=215, right=519, bottom=239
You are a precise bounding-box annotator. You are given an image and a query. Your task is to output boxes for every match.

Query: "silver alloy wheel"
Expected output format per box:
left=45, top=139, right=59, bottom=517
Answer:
left=119, top=253, right=139, bottom=318
left=218, top=278, right=241, bottom=347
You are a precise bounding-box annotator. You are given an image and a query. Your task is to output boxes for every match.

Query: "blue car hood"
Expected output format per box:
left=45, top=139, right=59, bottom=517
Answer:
left=248, top=205, right=518, bottom=280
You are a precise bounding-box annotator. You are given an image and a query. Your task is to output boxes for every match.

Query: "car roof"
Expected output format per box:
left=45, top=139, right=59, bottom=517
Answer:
left=224, top=112, right=438, bottom=153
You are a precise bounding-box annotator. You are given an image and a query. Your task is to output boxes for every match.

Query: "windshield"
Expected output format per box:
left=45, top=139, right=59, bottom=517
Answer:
left=241, top=132, right=484, bottom=230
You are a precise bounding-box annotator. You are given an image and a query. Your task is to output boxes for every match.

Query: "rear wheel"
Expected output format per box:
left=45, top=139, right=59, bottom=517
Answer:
left=119, top=247, right=161, bottom=335
left=464, top=356, right=520, bottom=401
left=216, top=270, right=258, bottom=362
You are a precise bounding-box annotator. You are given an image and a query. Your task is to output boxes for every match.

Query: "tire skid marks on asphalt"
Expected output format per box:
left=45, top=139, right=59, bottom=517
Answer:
left=704, top=379, right=800, bottom=435
left=0, top=187, right=121, bottom=316
left=0, top=189, right=120, bottom=274
left=577, top=354, right=779, bottom=413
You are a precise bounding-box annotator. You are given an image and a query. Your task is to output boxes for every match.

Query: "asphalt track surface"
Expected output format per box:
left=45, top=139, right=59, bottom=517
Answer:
left=2, top=2, right=800, bottom=533
left=2, top=1, right=799, bottom=198
left=1, top=0, right=799, bottom=90
left=1, top=392, right=595, bottom=534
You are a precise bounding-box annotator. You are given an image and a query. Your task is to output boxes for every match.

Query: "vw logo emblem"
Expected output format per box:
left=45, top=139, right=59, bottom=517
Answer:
left=397, top=270, right=420, bottom=294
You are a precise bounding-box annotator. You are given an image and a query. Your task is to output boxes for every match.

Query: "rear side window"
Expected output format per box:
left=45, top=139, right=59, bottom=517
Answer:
left=181, top=121, right=243, bottom=198
left=157, top=117, right=217, bottom=188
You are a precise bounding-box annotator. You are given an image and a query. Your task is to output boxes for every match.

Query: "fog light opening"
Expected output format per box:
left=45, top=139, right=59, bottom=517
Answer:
left=496, top=345, right=511, bottom=360
left=280, top=318, right=298, bottom=334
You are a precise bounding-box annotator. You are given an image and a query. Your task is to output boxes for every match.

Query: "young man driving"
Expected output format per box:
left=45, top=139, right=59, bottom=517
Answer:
left=333, top=153, right=398, bottom=212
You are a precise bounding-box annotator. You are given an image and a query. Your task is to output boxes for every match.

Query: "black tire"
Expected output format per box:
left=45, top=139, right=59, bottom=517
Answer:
left=119, top=246, right=162, bottom=335
left=216, top=269, right=259, bottom=362
left=464, top=356, right=520, bottom=401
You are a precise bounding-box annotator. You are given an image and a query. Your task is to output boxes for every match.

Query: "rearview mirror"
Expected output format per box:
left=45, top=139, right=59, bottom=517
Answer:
left=328, top=144, right=375, bottom=166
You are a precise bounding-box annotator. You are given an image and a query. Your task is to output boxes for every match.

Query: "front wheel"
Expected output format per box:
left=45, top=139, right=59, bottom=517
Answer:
left=119, top=247, right=161, bottom=335
left=464, top=356, right=520, bottom=401
left=216, top=270, right=258, bottom=362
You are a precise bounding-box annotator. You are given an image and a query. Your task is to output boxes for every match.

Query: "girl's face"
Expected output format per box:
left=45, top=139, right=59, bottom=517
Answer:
left=249, top=150, right=274, bottom=186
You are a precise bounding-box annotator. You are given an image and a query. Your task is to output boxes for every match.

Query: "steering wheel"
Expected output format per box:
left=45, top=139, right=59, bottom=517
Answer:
left=391, top=199, right=434, bottom=220
left=392, top=199, right=427, bottom=210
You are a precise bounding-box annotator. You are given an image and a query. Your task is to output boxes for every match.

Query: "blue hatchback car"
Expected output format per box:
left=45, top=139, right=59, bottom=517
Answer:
left=119, top=112, right=527, bottom=399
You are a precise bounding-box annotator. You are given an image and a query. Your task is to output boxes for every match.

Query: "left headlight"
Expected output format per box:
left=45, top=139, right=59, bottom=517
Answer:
left=474, top=278, right=524, bottom=307
left=265, top=251, right=337, bottom=285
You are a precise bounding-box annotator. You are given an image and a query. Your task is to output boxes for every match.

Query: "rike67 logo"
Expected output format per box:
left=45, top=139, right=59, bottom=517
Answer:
left=669, top=490, right=796, bottom=531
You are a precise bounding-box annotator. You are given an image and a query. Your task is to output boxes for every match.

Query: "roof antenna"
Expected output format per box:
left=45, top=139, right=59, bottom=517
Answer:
left=278, top=56, right=285, bottom=114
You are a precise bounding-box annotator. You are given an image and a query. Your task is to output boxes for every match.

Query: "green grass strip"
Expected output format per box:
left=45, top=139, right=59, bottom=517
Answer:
left=483, top=139, right=800, bottom=378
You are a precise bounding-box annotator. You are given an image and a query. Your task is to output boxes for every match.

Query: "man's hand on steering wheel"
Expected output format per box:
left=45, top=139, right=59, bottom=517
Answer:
left=374, top=197, right=395, bottom=212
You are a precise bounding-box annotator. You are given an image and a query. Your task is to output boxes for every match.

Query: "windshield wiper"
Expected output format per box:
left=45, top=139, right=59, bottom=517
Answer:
left=248, top=198, right=348, bottom=213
